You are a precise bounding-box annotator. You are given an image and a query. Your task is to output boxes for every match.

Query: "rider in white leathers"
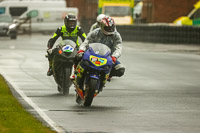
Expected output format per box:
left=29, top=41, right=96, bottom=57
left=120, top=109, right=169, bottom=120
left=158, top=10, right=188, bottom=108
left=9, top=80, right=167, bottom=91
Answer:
left=78, top=16, right=125, bottom=79
left=89, top=14, right=106, bottom=33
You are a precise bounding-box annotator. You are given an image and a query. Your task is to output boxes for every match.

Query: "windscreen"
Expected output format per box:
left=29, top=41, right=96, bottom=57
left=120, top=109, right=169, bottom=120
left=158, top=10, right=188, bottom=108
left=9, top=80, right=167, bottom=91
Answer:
left=104, top=6, right=131, bottom=16
left=59, top=40, right=76, bottom=48
left=9, top=7, right=27, bottom=17
left=189, top=8, right=200, bottom=19
left=89, top=43, right=111, bottom=56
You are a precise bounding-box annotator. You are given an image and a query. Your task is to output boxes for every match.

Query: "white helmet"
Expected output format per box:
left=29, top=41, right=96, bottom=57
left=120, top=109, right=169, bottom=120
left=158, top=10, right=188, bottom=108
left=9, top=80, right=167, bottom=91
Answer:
left=96, top=14, right=106, bottom=22
left=100, top=16, right=116, bottom=35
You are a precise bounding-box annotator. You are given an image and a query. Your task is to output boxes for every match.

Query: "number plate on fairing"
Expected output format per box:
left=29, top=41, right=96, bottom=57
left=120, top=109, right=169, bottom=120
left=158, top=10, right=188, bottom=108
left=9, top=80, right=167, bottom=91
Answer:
left=62, top=45, right=74, bottom=52
left=89, top=55, right=107, bottom=66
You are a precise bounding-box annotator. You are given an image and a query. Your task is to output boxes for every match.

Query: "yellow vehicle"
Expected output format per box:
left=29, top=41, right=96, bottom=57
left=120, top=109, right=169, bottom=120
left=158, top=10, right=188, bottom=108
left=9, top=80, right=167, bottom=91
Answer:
left=98, top=0, right=134, bottom=25
left=174, top=0, right=200, bottom=26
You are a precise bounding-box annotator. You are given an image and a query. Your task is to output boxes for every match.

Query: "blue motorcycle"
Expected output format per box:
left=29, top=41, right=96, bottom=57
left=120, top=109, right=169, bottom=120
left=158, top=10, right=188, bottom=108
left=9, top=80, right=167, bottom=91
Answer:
left=73, top=43, right=113, bottom=106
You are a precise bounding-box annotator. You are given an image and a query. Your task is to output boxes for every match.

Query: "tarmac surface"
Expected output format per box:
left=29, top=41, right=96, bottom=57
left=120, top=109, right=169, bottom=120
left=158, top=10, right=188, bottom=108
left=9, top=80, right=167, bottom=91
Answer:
left=0, top=34, right=200, bottom=133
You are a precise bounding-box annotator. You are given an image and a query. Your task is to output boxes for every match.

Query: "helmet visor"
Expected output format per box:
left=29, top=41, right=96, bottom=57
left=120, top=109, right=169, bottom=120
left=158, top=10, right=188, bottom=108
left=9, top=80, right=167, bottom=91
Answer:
left=67, top=20, right=76, bottom=28
left=104, top=25, right=115, bottom=32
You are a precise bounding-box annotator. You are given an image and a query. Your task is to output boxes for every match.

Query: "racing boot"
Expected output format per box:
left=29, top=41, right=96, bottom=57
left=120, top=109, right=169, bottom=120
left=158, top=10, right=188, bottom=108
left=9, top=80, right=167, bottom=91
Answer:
left=107, top=64, right=125, bottom=81
left=47, top=61, right=53, bottom=76
left=107, top=76, right=112, bottom=82
left=47, top=67, right=53, bottom=76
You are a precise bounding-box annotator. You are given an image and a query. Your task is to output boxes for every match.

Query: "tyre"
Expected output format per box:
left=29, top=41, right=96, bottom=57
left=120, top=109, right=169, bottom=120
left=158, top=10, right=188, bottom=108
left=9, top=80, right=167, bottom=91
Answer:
left=53, top=61, right=62, bottom=93
left=84, top=78, right=97, bottom=107
left=53, top=58, right=72, bottom=96
left=61, top=68, right=72, bottom=96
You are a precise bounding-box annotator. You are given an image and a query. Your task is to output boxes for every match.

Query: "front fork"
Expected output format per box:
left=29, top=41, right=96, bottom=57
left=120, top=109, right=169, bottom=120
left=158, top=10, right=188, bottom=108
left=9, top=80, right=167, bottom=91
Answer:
left=74, top=63, right=109, bottom=99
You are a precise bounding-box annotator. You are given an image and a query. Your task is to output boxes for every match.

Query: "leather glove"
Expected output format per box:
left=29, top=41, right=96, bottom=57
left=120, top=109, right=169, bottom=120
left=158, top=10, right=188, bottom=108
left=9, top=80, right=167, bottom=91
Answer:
left=47, top=41, right=53, bottom=49
left=76, top=50, right=84, bottom=60
left=111, top=56, right=117, bottom=64
left=47, top=48, right=53, bottom=54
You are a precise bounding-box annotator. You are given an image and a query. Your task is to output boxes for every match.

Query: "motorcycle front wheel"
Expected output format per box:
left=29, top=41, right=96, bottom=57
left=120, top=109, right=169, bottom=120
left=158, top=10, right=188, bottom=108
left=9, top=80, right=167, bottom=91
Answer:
left=57, top=67, right=72, bottom=96
left=84, top=78, right=98, bottom=107
left=62, top=67, right=72, bottom=96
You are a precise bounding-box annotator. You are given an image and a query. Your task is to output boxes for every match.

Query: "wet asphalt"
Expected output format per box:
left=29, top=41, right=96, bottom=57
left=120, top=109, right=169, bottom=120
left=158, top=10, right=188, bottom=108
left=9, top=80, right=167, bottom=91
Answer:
left=0, top=34, right=200, bottom=133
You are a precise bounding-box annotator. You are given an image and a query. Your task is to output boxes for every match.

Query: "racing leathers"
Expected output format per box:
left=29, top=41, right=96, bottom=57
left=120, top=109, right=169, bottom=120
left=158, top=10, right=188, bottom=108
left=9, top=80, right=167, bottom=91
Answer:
left=47, top=25, right=86, bottom=76
left=47, top=25, right=86, bottom=49
left=79, top=28, right=125, bottom=77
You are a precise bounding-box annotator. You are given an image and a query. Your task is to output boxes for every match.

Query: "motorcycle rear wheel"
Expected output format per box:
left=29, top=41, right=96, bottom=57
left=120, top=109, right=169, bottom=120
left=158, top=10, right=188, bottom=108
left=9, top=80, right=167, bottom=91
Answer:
left=84, top=78, right=97, bottom=107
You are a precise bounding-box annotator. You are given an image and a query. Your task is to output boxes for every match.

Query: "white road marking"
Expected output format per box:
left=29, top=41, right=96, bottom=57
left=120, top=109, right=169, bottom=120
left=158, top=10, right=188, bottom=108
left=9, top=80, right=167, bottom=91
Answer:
left=1, top=73, right=66, bottom=133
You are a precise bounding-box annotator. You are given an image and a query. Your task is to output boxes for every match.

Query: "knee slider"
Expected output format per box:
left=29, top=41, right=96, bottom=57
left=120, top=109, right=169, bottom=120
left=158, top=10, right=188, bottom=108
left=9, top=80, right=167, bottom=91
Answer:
left=111, top=64, right=125, bottom=77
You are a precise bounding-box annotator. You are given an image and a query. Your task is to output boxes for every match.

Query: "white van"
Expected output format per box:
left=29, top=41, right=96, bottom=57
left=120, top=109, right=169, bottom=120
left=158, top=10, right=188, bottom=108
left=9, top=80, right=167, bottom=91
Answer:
left=17, top=7, right=79, bottom=33
left=0, top=0, right=66, bottom=19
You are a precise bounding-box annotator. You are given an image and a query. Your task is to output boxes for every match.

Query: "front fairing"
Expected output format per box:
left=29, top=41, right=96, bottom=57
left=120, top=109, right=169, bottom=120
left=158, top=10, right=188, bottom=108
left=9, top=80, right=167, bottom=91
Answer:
left=53, top=40, right=77, bottom=63
left=82, top=43, right=113, bottom=72
left=75, top=43, right=112, bottom=95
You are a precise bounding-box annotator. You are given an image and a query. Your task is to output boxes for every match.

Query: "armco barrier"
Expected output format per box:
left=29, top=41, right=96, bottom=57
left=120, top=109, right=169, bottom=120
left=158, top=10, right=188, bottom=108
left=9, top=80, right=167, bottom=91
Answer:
left=117, top=24, right=200, bottom=44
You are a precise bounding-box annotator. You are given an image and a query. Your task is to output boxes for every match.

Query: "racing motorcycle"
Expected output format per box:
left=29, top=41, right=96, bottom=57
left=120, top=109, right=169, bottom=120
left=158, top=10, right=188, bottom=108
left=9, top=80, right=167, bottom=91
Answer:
left=73, top=43, right=113, bottom=106
left=47, top=40, right=77, bottom=95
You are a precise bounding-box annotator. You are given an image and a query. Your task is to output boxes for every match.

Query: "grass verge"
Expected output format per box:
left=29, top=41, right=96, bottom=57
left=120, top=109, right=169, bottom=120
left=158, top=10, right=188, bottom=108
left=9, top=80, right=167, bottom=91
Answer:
left=0, top=75, right=56, bottom=133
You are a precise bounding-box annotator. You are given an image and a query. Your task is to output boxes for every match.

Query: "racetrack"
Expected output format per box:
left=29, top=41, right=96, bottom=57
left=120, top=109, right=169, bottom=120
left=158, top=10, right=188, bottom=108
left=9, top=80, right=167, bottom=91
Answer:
left=0, top=34, right=200, bottom=133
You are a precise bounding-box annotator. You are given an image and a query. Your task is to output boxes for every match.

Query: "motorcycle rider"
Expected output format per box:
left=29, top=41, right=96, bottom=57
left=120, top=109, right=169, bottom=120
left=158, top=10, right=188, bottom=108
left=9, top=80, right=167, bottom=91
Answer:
left=89, top=14, right=105, bottom=32
left=47, top=14, right=87, bottom=76
left=73, top=16, right=125, bottom=80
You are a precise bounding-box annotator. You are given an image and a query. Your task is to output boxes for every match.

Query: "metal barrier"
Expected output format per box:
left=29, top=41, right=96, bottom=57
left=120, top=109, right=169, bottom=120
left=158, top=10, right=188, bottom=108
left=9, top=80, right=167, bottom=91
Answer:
left=117, top=24, right=200, bottom=44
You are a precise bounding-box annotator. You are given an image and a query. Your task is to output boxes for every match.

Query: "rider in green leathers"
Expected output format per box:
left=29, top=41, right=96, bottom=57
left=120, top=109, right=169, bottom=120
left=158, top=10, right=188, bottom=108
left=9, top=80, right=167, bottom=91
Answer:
left=47, top=14, right=87, bottom=76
